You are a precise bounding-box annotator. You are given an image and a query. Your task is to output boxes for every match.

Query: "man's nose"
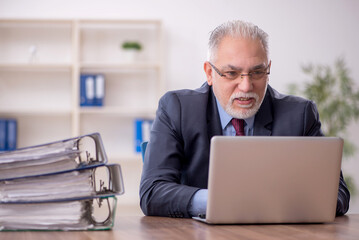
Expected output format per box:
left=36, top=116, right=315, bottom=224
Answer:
left=237, top=75, right=253, bottom=92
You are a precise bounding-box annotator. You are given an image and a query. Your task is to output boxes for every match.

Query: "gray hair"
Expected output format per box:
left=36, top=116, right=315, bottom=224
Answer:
left=207, top=20, right=269, bottom=62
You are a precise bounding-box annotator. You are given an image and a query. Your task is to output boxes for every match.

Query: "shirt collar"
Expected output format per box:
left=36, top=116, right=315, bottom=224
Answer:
left=215, top=97, right=255, bottom=130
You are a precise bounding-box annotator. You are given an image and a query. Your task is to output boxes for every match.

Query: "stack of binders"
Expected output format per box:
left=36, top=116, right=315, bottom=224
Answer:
left=0, top=133, right=124, bottom=231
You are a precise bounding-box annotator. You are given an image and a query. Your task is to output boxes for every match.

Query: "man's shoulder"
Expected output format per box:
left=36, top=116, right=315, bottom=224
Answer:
left=267, top=85, right=312, bottom=106
left=161, top=83, right=211, bottom=101
left=158, top=83, right=215, bottom=119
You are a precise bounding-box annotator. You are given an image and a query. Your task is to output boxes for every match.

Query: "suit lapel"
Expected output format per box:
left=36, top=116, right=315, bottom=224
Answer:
left=206, top=86, right=222, bottom=141
left=253, top=88, right=273, bottom=136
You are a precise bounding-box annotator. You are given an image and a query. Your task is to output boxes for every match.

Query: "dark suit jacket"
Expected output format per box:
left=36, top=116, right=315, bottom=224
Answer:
left=140, top=83, right=350, bottom=218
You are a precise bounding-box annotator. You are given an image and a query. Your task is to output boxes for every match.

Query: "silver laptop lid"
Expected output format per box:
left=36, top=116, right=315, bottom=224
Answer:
left=206, top=136, right=343, bottom=224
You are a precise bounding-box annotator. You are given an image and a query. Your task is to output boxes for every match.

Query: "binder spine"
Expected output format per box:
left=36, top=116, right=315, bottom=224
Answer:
left=0, top=119, right=6, bottom=151
left=134, top=118, right=153, bottom=153
left=135, top=119, right=142, bottom=153
left=0, top=118, right=17, bottom=151
left=80, top=74, right=95, bottom=106
left=6, top=119, right=17, bottom=151
left=94, top=74, right=105, bottom=106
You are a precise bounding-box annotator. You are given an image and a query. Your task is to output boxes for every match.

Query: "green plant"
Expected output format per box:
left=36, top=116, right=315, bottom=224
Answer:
left=121, top=41, right=142, bottom=51
left=288, top=58, right=359, bottom=196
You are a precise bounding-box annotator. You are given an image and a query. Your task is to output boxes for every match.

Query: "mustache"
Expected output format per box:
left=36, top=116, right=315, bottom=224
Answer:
left=230, top=92, right=259, bottom=102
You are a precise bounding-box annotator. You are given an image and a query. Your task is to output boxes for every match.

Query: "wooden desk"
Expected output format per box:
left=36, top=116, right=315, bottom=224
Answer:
left=1, top=214, right=359, bottom=240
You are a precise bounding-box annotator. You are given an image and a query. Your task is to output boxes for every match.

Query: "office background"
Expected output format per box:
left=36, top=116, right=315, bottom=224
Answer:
left=0, top=0, right=358, bottom=213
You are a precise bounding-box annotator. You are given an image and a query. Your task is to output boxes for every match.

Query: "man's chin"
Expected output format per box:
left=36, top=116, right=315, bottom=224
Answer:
left=226, top=106, right=259, bottom=119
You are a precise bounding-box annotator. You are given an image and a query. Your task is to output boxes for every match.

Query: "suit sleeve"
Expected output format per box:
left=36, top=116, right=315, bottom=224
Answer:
left=304, top=101, right=350, bottom=216
left=139, top=92, right=199, bottom=218
left=336, top=171, right=350, bottom=216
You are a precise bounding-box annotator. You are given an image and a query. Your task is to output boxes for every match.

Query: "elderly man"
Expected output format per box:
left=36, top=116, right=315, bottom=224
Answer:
left=139, top=20, right=350, bottom=218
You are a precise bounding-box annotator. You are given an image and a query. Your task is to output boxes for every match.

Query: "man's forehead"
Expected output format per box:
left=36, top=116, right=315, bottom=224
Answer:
left=215, top=36, right=267, bottom=65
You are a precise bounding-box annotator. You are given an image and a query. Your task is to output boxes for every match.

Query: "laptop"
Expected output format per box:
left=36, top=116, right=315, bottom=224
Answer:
left=193, top=136, right=343, bottom=224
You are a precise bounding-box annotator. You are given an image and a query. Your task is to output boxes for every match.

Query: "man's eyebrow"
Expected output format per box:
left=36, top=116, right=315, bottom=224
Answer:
left=225, top=65, right=242, bottom=71
left=250, top=63, right=267, bottom=70
left=224, top=63, right=266, bottom=71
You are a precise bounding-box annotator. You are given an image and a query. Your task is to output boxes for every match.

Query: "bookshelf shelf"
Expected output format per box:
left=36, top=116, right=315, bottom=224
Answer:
left=0, top=63, right=72, bottom=72
left=79, top=106, right=156, bottom=117
left=0, top=108, right=72, bottom=116
left=80, top=62, right=160, bottom=70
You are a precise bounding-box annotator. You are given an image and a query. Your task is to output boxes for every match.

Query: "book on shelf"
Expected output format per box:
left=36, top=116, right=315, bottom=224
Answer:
left=0, top=118, right=17, bottom=152
left=0, top=132, right=124, bottom=231
left=135, top=118, right=153, bottom=153
left=80, top=74, right=105, bottom=107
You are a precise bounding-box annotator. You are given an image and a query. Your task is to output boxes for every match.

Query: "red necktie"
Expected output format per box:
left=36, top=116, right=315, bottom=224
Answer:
left=231, top=118, right=245, bottom=136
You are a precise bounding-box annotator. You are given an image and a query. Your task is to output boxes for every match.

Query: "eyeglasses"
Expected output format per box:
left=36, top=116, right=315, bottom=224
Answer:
left=209, top=61, right=271, bottom=81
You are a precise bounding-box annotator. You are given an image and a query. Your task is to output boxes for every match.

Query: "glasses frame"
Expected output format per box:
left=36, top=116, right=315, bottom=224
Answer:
left=208, top=61, right=271, bottom=81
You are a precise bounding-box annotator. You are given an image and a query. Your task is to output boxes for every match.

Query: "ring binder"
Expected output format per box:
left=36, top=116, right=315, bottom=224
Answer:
left=0, top=164, right=124, bottom=203
left=0, top=196, right=118, bottom=231
left=0, top=133, right=108, bottom=181
left=89, top=197, right=117, bottom=228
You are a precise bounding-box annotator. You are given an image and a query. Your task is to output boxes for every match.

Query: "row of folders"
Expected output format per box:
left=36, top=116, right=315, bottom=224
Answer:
left=80, top=74, right=105, bottom=106
left=0, top=119, right=17, bottom=151
left=0, top=117, right=151, bottom=154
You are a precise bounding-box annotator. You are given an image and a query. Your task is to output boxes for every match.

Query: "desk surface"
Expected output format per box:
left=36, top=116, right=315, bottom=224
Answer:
left=1, top=214, right=359, bottom=240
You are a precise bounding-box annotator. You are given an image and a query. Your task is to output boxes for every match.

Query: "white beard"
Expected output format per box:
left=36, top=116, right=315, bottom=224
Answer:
left=225, top=84, right=267, bottom=119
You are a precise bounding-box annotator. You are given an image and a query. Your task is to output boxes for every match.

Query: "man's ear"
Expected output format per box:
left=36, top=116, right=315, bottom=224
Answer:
left=204, top=61, right=213, bottom=86
left=266, top=60, right=272, bottom=83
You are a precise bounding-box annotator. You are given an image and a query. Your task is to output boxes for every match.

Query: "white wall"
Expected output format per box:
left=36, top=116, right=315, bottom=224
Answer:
left=1, top=0, right=359, bottom=213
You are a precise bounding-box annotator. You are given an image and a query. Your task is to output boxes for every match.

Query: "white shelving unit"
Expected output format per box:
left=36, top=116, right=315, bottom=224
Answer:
left=0, top=20, right=74, bottom=148
left=0, top=19, right=164, bottom=214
